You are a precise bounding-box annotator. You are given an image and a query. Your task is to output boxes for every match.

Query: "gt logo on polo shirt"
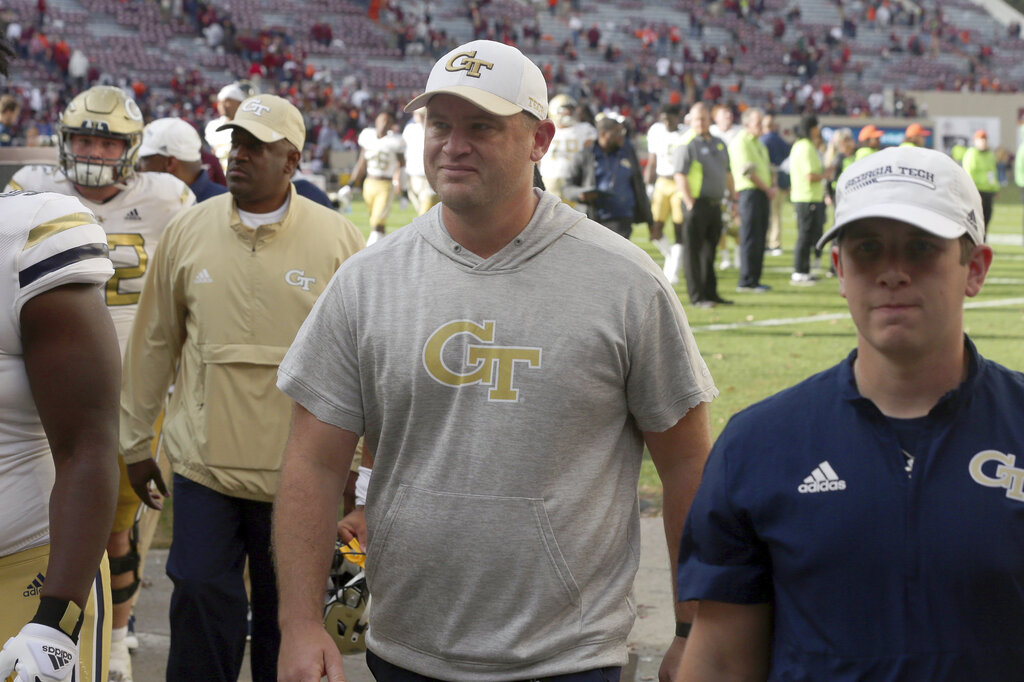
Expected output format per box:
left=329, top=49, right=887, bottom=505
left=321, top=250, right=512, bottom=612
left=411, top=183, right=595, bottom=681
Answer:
left=969, top=450, right=1024, bottom=501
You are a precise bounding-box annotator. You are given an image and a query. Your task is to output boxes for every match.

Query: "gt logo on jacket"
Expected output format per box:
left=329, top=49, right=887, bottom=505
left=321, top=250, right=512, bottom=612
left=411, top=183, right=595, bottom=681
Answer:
left=970, top=450, right=1024, bottom=501
left=285, top=269, right=316, bottom=291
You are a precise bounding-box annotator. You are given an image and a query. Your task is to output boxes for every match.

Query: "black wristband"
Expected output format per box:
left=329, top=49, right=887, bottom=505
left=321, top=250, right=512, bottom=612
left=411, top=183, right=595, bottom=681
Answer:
left=675, top=621, right=692, bottom=638
left=31, top=597, right=83, bottom=641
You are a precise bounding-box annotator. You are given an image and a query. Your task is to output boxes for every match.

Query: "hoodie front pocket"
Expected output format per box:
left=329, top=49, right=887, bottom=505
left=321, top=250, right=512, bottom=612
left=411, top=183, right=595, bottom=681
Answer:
left=368, top=485, right=583, bottom=665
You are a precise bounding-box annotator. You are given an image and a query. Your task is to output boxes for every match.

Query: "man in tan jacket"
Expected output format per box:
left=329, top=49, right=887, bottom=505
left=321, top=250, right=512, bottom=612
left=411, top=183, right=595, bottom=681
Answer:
left=119, top=95, right=363, bottom=682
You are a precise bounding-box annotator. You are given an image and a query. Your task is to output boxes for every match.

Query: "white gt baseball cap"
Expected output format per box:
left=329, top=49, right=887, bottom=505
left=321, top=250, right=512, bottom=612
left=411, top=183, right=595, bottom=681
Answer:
left=405, top=40, right=548, bottom=120
left=818, top=146, right=985, bottom=248
left=138, top=117, right=202, bottom=162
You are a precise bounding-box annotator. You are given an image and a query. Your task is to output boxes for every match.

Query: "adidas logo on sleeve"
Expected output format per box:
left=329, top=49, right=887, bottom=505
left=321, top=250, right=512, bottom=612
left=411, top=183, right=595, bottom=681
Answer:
left=798, top=461, right=847, bottom=493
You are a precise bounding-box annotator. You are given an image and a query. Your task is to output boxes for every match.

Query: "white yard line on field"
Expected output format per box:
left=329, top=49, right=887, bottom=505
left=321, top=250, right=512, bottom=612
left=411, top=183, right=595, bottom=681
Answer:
left=690, top=298, right=1024, bottom=333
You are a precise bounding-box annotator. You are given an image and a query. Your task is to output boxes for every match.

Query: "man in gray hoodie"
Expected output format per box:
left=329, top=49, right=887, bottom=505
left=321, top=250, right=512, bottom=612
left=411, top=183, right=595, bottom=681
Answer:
left=273, top=39, right=717, bottom=682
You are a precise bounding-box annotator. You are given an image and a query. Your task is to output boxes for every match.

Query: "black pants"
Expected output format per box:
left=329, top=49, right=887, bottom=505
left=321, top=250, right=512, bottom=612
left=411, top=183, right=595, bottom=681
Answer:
left=366, top=650, right=622, bottom=681
left=737, top=189, right=769, bottom=287
left=980, top=191, right=994, bottom=232
left=165, top=475, right=279, bottom=682
left=793, top=201, right=825, bottom=275
left=683, top=197, right=723, bottom=303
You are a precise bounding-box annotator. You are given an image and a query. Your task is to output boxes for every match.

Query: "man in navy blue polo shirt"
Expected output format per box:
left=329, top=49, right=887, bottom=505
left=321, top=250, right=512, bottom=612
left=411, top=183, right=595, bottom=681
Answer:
left=674, top=146, right=1024, bottom=680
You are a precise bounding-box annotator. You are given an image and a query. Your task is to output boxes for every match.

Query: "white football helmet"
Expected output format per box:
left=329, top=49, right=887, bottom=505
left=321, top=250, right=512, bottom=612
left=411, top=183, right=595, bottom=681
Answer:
left=58, top=86, right=144, bottom=187
left=323, top=540, right=368, bottom=655
left=548, top=93, right=577, bottom=127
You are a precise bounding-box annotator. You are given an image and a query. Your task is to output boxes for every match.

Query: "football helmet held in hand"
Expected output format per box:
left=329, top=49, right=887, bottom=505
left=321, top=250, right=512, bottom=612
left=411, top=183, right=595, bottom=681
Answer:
left=323, top=539, right=368, bottom=655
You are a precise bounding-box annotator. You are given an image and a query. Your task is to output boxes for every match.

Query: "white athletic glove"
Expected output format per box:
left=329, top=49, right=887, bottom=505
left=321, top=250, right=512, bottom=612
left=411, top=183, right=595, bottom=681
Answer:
left=0, top=623, right=78, bottom=682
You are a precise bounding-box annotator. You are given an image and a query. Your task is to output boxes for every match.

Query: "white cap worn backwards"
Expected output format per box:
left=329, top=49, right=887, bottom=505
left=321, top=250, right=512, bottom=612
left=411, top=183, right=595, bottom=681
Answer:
left=405, top=40, right=548, bottom=120
left=217, top=83, right=248, bottom=103
left=138, top=117, right=202, bottom=162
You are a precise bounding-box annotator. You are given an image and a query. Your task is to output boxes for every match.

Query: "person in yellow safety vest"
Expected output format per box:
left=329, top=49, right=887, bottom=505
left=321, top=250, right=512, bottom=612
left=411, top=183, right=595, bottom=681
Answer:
left=729, top=107, right=775, bottom=292
left=854, top=124, right=883, bottom=160
left=950, top=138, right=967, bottom=163
left=901, top=122, right=931, bottom=147
left=962, top=129, right=998, bottom=230
left=787, top=113, right=826, bottom=285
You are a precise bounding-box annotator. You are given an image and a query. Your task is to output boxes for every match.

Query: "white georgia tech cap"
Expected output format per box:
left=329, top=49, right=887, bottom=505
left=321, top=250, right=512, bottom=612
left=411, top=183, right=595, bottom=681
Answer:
left=819, top=146, right=985, bottom=248
left=405, top=40, right=548, bottom=120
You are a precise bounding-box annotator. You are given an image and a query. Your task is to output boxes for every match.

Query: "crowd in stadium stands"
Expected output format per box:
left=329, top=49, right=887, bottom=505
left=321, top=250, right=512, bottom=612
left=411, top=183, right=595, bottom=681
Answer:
left=0, top=0, right=1021, bottom=157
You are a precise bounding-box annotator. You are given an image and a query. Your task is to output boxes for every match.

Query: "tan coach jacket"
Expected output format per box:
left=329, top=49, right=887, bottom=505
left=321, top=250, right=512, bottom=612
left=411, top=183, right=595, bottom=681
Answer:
left=120, top=186, right=364, bottom=501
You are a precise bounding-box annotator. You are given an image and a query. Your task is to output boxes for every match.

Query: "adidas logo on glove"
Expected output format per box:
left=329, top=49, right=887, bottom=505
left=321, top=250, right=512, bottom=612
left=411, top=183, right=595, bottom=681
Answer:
left=41, top=643, right=74, bottom=670
left=0, top=622, right=79, bottom=682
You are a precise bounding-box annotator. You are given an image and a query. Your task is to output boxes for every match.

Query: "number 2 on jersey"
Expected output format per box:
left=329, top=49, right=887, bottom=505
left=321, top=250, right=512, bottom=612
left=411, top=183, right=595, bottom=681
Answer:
left=105, top=233, right=147, bottom=306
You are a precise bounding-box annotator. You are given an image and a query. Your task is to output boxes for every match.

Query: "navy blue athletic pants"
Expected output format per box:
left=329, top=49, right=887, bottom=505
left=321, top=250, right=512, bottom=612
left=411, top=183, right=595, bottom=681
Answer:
left=165, top=474, right=279, bottom=682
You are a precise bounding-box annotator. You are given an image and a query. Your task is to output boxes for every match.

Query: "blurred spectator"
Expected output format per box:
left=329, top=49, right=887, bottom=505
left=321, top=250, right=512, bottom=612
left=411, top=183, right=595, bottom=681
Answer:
left=564, top=116, right=652, bottom=239
left=788, top=113, right=826, bottom=285
left=855, top=124, right=883, bottom=159
left=1015, top=132, right=1024, bottom=241
left=68, top=48, right=88, bottom=91
left=902, top=122, right=931, bottom=148
left=0, top=94, right=20, bottom=145
left=569, top=13, right=582, bottom=46
left=761, top=113, right=790, bottom=255
left=996, top=146, right=1010, bottom=186
left=962, top=130, right=997, bottom=227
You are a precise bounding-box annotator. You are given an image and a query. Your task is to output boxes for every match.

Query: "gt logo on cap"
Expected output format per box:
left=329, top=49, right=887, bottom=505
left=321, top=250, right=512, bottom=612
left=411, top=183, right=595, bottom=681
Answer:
left=445, top=51, right=494, bottom=78
left=241, top=99, right=272, bottom=116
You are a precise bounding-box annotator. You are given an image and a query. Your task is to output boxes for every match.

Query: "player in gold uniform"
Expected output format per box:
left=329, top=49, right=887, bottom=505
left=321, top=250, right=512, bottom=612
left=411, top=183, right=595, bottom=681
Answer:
left=7, top=85, right=195, bottom=682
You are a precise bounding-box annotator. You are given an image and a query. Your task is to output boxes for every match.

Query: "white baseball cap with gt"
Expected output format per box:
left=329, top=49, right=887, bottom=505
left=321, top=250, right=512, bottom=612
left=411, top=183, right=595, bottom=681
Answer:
left=405, top=40, right=548, bottom=120
left=818, top=146, right=985, bottom=248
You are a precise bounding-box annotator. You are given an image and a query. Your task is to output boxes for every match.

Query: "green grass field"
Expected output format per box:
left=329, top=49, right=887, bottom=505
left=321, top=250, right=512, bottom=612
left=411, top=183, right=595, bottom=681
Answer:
left=152, top=187, right=1024, bottom=545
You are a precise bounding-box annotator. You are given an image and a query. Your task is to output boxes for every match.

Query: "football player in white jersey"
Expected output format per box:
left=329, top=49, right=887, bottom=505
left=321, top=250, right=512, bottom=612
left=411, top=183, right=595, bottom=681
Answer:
left=0, top=188, right=121, bottom=682
left=402, top=109, right=437, bottom=216
left=6, top=85, right=195, bottom=682
left=539, top=94, right=597, bottom=202
left=204, top=81, right=256, bottom=172
left=643, top=104, right=686, bottom=257
left=347, top=111, right=406, bottom=245
left=710, top=104, right=742, bottom=270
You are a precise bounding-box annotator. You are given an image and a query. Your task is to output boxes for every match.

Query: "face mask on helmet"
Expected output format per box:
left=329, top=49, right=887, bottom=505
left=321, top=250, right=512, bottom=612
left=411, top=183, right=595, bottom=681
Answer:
left=323, top=539, right=369, bottom=655
left=548, top=94, right=578, bottom=128
left=58, top=86, right=144, bottom=188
